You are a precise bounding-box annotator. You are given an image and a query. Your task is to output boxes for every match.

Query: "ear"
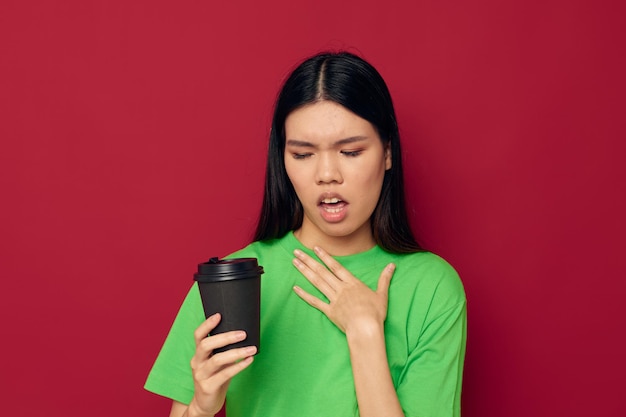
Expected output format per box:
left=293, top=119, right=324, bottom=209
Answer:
left=384, top=142, right=392, bottom=170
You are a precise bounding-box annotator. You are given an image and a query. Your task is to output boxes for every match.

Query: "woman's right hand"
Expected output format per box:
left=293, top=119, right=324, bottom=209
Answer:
left=182, top=313, right=257, bottom=417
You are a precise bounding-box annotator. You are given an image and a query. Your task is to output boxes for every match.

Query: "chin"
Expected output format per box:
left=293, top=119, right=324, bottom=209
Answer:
left=319, top=223, right=362, bottom=239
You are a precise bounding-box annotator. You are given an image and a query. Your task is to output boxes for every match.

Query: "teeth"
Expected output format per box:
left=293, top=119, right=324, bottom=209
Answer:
left=323, top=207, right=342, bottom=213
left=322, top=198, right=342, bottom=204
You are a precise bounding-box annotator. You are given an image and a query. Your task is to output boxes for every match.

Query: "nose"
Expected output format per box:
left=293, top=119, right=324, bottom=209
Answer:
left=315, top=153, right=343, bottom=185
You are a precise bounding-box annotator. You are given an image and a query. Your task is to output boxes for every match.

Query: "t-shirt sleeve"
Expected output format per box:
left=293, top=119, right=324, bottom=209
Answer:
left=396, top=258, right=467, bottom=417
left=144, top=283, right=206, bottom=404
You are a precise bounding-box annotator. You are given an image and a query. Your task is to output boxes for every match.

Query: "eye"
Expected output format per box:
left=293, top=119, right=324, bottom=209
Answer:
left=341, top=150, right=363, bottom=157
left=292, top=152, right=313, bottom=160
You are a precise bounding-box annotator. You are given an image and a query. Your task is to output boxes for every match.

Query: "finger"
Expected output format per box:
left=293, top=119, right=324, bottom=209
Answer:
left=376, top=263, right=396, bottom=298
left=197, top=330, right=248, bottom=357
left=210, top=345, right=257, bottom=368
left=193, top=335, right=252, bottom=379
left=294, top=249, right=337, bottom=282
left=204, top=355, right=255, bottom=390
left=194, top=313, right=222, bottom=345
left=313, top=246, right=353, bottom=282
left=292, top=253, right=337, bottom=295
left=293, top=285, right=330, bottom=315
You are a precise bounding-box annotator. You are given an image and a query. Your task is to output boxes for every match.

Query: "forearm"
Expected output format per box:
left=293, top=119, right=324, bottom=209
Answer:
left=181, top=409, right=215, bottom=417
left=181, top=407, right=212, bottom=417
left=347, top=323, right=405, bottom=417
left=171, top=400, right=215, bottom=417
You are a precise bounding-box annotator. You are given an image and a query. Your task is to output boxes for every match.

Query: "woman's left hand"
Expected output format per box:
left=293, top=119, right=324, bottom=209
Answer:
left=292, top=246, right=396, bottom=335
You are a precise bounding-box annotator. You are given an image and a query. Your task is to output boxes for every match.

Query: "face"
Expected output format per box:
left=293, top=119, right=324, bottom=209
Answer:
left=284, top=100, right=392, bottom=253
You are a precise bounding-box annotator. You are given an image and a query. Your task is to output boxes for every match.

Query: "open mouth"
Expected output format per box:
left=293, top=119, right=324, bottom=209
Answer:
left=321, top=197, right=342, bottom=204
left=319, top=197, right=347, bottom=213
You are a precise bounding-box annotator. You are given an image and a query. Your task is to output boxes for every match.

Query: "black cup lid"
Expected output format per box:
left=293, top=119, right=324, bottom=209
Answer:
left=194, top=257, right=264, bottom=282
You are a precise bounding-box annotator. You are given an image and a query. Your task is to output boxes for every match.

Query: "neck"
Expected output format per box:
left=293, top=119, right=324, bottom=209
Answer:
left=293, top=224, right=376, bottom=256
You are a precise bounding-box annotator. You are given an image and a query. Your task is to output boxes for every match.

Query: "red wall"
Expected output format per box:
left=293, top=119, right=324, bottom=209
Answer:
left=1, top=1, right=624, bottom=416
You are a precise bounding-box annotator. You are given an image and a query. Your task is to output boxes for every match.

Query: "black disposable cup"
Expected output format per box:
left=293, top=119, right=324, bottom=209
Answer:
left=194, top=257, right=263, bottom=354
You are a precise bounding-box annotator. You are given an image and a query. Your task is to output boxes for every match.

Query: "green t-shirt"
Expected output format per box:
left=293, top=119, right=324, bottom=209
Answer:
left=145, top=232, right=466, bottom=416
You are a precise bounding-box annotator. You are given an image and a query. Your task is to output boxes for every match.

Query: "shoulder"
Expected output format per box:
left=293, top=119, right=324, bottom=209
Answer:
left=391, top=251, right=460, bottom=283
left=388, top=251, right=465, bottom=307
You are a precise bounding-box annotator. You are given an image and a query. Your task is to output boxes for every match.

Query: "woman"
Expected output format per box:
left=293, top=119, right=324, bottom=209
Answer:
left=145, top=51, right=466, bottom=417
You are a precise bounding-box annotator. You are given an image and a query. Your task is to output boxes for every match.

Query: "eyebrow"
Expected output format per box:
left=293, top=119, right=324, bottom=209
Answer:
left=285, top=136, right=369, bottom=148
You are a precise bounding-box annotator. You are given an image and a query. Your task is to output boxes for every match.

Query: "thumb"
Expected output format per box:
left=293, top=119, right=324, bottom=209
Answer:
left=376, top=263, right=396, bottom=298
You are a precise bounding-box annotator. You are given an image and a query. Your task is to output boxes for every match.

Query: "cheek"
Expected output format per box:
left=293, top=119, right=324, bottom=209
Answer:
left=354, top=160, right=386, bottom=183
left=284, top=163, right=307, bottom=197
left=353, top=164, right=386, bottom=200
left=284, top=158, right=297, bottom=183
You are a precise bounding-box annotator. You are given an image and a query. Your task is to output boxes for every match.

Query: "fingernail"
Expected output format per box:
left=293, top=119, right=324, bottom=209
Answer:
left=313, top=246, right=321, bottom=254
left=245, top=346, right=257, bottom=355
left=236, top=331, right=247, bottom=339
left=294, top=249, right=303, bottom=257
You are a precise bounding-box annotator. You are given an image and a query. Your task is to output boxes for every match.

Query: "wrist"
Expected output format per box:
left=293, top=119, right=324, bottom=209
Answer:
left=346, top=320, right=385, bottom=345
left=186, top=401, right=215, bottom=417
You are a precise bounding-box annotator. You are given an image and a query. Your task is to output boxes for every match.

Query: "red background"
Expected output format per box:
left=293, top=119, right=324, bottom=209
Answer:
left=1, top=1, right=624, bottom=416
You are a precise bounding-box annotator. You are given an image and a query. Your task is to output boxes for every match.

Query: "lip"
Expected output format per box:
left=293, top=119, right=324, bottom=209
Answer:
left=317, top=192, right=349, bottom=223
left=317, top=192, right=348, bottom=205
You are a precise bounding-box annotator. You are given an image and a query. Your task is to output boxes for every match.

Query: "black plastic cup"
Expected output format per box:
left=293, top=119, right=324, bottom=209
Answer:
left=194, top=257, right=263, bottom=354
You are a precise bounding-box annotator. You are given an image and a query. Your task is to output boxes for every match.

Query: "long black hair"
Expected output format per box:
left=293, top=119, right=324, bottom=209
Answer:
left=253, top=51, right=421, bottom=253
